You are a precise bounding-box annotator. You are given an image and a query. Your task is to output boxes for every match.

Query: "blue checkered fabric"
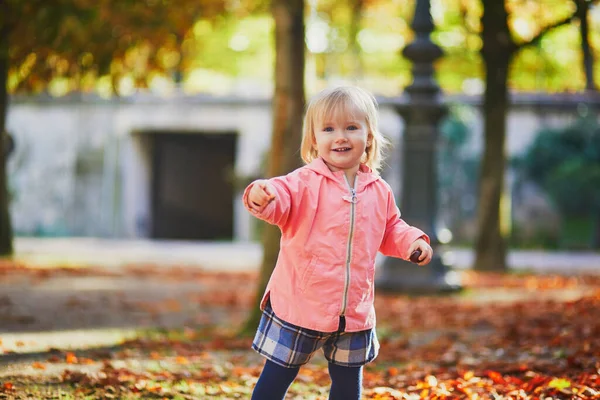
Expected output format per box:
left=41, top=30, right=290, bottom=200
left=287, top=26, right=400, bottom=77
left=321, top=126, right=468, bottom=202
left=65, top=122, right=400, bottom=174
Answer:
left=252, top=301, right=379, bottom=368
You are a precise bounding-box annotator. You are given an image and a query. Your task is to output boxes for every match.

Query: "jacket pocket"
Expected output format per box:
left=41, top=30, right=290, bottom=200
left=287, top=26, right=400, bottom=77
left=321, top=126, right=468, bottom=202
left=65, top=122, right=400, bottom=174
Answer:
left=299, top=254, right=319, bottom=293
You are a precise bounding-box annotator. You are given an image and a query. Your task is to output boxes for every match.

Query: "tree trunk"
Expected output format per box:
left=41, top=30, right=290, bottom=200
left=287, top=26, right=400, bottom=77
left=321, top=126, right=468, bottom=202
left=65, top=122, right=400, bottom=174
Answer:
left=241, top=0, right=305, bottom=335
left=473, top=0, right=511, bottom=271
left=348, top=0, right=364, bottom=78
left=0, top=10, right=13, bottom=256
left=578, top=0, right=596, bottom=91
left=593, top=209, right=600, bottom=249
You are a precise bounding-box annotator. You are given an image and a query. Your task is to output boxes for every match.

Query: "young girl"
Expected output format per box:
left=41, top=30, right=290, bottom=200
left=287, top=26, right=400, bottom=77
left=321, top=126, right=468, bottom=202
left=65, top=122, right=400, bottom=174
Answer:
left=244, top=86, right=432, bottom=399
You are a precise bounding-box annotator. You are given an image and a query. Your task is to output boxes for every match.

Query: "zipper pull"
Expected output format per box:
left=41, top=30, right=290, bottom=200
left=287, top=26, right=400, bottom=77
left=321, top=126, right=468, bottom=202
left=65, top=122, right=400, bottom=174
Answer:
left=343, top=189, right=357, bottom=203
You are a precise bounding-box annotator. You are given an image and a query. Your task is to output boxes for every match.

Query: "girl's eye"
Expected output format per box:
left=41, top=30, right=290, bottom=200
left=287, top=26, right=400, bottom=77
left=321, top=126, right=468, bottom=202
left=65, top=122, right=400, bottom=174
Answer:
left=323, top=127, right=334, bottom=132
left=347, top=125, right=358, bottom=130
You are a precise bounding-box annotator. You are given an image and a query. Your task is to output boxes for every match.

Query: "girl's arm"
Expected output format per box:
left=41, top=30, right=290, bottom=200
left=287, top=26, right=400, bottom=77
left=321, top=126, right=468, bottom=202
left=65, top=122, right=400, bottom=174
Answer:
left=379, top=187, right=430, bottom=259
left=243, top=177, right=292, bottom=228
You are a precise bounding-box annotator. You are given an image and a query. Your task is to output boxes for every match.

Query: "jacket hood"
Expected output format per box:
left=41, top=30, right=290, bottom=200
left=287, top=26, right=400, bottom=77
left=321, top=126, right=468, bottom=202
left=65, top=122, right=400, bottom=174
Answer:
left=305, top=157, right=381, bottom=188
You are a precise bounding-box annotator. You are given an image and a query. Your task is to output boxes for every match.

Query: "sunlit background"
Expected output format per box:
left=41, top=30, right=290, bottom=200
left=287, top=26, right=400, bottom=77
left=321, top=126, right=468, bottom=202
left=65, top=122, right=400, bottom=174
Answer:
left=1, top=3, right=600, bottom=397
left=8, top=0, right=600, bottom=98
left=4, top=0, right=600, bottom=253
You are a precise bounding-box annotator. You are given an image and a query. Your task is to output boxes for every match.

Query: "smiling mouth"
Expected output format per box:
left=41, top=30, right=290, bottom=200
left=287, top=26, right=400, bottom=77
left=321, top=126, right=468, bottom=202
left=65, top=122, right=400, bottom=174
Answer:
left=333, top=148, right=351, bottom=152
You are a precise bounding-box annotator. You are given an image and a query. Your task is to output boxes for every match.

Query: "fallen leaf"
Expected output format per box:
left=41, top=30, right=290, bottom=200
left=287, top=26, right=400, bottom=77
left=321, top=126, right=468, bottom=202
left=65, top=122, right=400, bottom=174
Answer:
left=175, top=356, right=189, bottom=364
left=32, top=362, right=46, bottom=370
left=66, top=352, right=78, bottom=364
left=548, top=377, right=571, bottom=390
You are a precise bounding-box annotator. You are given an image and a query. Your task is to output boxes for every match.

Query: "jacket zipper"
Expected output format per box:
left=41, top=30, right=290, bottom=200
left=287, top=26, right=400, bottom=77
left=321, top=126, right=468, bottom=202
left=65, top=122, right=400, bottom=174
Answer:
left=341, top=175, right=357, bottom=317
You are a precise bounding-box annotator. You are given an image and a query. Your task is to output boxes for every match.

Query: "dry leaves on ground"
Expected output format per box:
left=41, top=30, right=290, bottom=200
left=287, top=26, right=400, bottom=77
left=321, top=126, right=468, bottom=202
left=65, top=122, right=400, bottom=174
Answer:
left=0, top=260, right=599, bottom=399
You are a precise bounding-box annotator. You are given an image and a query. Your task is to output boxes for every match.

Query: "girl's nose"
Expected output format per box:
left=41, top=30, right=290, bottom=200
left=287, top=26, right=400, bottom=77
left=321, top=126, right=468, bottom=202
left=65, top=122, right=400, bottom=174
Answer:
left=334, top=132, right=348, bottom=142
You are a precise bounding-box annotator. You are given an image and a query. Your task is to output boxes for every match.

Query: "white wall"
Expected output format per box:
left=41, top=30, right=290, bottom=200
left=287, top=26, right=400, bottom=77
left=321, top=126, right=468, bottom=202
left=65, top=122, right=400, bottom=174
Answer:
left=6, top=93, right=596, bottom=240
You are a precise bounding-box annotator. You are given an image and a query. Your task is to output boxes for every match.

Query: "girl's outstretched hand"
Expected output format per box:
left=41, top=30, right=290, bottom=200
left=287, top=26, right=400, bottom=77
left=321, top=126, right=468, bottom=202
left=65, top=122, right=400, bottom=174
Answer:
left=248, top=180, right=276, bottom=211
left=407, top=238, right=433, bottom=266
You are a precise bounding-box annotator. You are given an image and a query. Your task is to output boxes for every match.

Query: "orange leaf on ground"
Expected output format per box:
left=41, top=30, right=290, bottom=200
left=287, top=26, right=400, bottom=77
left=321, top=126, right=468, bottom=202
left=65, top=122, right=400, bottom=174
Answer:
left=65, top=352, right=78, bottom=364
left=32, top=362, right=46, bottom=370
left=147, top=385, right=162, bottom=392
left=486, top=370, right=506, bottom=384
left=165, top=299, right=181, bottom=312
left=175, top=356, right=188, bottom=364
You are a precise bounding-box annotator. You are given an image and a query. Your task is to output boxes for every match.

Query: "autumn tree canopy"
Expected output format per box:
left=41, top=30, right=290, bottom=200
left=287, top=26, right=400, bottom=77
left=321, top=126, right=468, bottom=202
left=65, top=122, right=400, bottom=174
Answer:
left=5, top=0, right=236, bottom=95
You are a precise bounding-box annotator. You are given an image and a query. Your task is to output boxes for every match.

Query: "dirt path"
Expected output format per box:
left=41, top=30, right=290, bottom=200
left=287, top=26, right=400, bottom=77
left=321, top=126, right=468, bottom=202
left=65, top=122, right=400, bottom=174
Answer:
left=0, top=263, right=251, bottom=356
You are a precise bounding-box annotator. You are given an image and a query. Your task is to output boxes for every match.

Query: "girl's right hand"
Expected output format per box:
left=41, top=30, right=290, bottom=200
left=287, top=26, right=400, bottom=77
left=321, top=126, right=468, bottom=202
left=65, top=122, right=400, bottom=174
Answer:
left=248, top=180, right=276, bottom=210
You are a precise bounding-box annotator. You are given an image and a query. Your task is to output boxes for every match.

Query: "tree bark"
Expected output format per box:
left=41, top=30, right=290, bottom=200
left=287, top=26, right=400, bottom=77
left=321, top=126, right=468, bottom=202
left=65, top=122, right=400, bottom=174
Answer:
left=241, top=0, right=305, bottom=335
left=578, top=0, right=596, bottom=91
left=0, top=6, right=14, bottom=256
left=348, top=0, right=364, bottom=78
left=473, top=1, right=580, bottom=271
left=473, top=0, right=512, bottom=271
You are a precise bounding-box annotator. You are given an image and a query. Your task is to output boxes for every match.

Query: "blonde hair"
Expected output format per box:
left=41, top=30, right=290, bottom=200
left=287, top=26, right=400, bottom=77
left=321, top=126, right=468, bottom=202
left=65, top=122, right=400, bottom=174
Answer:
left=300, top=86, right=390, bottom=174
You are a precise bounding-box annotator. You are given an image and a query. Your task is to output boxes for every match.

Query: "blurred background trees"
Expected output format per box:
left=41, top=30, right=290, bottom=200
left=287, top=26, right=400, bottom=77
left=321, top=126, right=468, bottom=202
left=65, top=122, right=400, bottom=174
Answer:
left=242, top=0, right=306, bottom=333
left=516, top=117, right=600, bottom=249
left=2, top=0, right=599, bottom=262
left=473, top=0, right=598, bottom=272
left=5, top=0, right=598, bottom=99
left=0, top=0, right=258, bottom=254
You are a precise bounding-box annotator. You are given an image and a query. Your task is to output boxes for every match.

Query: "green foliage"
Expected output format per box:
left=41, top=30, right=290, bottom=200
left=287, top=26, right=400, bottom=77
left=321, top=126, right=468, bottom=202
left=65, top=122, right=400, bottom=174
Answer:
left=2, top=0, right=598, bottom=96
left=4, top=0, right=229, bottom=95
left=440, top=106, right=472, bottom=146
left=519, top=117, right=600, bottom=216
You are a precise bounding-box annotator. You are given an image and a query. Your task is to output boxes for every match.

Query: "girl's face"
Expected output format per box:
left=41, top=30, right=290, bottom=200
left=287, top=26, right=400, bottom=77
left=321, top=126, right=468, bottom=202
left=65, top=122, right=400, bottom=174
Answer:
left=312, top=105, right=371, bottom=177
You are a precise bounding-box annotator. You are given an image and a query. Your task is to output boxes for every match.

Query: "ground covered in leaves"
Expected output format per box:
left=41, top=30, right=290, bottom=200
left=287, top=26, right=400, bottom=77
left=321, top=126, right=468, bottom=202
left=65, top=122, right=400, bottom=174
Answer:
left=0, top=259, right=599, bottom=399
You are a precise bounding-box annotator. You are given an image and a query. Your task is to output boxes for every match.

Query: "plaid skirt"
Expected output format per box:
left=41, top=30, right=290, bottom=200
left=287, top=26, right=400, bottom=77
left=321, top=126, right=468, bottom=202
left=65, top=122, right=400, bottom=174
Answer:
left=252, top=300, right=379, bottom=368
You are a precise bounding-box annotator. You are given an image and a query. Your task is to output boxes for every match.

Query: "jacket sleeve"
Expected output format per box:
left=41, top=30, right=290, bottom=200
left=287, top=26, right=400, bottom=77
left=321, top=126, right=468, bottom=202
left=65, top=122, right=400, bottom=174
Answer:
left=378, top=186, right=430, bottom=259
left=243, top=177, right=292, bottom=228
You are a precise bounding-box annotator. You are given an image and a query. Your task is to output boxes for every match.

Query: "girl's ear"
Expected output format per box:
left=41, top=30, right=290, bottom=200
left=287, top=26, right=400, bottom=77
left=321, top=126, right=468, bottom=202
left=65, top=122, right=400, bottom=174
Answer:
left=366, top=133, right=373, bottom=147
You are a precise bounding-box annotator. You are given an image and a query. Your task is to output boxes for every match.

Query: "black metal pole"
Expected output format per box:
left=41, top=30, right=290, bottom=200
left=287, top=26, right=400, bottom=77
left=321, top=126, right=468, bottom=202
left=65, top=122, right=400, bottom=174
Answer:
left=376, top=0, right=461, bottom=293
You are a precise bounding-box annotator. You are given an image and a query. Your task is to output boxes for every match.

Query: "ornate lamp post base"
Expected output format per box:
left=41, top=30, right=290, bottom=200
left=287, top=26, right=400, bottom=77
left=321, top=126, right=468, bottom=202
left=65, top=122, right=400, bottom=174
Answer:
left=376, top=256, right=462, bottom=294
left=375, top=0, right=462, bottom=294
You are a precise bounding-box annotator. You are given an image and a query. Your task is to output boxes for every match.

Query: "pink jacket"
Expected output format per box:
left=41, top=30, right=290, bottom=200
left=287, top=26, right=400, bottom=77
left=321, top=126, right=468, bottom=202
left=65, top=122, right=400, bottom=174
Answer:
left=244, top=157, right=429, bottom=332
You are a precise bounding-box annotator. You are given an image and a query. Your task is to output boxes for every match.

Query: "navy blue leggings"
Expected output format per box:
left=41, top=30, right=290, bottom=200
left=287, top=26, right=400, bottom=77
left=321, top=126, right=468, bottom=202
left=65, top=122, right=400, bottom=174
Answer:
left=251, top=359, right=363, bottom=400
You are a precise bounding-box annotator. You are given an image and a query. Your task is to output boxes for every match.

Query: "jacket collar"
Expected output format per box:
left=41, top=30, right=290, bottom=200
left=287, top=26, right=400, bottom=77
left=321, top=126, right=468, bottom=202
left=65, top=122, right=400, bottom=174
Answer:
left=305, top=157, right=381, bottom=188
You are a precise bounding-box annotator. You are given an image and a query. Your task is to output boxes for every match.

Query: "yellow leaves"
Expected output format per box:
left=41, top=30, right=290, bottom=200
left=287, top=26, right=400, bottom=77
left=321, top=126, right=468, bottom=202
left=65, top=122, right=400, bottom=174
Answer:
left=462, top=370, right=475, bottom=380
left=8, top=0, right=229, bottom=95
left=548, top=378, right=571, bottom=390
